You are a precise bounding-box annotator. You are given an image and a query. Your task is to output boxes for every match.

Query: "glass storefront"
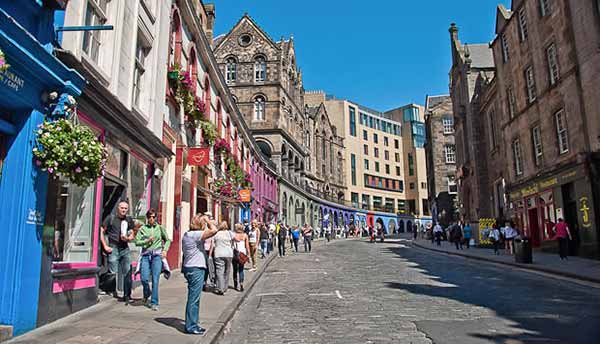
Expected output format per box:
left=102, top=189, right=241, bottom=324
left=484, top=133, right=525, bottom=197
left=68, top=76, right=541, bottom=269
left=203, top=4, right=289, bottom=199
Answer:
left=47, top=176, right=96, bottom=263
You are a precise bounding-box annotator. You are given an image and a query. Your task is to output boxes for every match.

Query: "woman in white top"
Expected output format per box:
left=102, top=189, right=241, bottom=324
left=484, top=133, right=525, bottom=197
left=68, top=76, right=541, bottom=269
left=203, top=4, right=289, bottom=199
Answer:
left=213, top=221, right=234, bottom=295
left=502, top=222, right=518, bottom=255
left=232, top=223, right=250, bottom=292
left=488, top=223, right=501, bottom=255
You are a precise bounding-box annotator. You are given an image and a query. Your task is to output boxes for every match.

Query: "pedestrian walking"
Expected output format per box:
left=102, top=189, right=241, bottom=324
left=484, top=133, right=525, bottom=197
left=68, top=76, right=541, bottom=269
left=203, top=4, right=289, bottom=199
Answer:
left=325, top=225, right=332, bottom=242
left=260, top=223, right=269, bottom=258
left=100, top=201, right=137, bottom=305
left=489, top=223, right=501, bottom=255
left=291, top=225, right=301, bottom=252
left=450, top=223, right=463, bottom=250
left=289, top=224, right=295, bottom=249
left=302, top=224, right=313, bottom=252
left=232, top=223, right=250, bottom=291
left=134, top=209, right=171, bottom=311
left=463, top=222, right=472, bottom=249
left=182, top=214, right=218, bottom=335
left=554, top=218, right=572, bottom=260
left=503, top=221, right=518, bottom=255
left=277, top=222, right=287, bottom=256
left=248, top=221, right=259, bottom=271
left=202, top=236, right=216, bottom=292
left=213, top=221, right=234, bottom=295
left=433, top=222, right=443, bottom=246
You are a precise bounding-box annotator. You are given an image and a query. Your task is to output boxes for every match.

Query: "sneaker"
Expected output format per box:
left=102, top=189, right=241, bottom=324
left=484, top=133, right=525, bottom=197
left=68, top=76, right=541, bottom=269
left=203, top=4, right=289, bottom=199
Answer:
left=187, top=328, right=206, bottom=336
left=142, top=298, right=149, bottom=307
left=151, top=305, right=159, bottom=311
left=240, top=284, right=244, bottom=292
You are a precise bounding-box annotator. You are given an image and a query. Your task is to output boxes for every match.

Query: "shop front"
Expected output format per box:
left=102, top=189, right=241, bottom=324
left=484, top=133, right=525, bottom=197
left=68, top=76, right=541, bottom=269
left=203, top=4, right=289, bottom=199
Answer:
left=0, top=4, right=86, bottom=335
left=508, top=165, right=598, bottom=257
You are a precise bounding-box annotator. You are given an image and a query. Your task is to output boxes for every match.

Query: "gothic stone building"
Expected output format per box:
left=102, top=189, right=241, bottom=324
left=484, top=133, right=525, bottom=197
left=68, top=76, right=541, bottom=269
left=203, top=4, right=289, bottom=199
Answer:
left=213, top=15, right=321, bottom=226
left=424, top=95, right=457, bottom=226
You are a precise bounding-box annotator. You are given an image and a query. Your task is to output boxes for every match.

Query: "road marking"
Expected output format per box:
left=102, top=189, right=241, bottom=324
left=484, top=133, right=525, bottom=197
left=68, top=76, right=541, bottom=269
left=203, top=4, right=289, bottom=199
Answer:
left=269, top=271, right=289, bottom=275
left=256, top=292, right=285, bottom=297
left=308, top=293, right=334, bottom=297
left=335, top=290, right=343, bottom=299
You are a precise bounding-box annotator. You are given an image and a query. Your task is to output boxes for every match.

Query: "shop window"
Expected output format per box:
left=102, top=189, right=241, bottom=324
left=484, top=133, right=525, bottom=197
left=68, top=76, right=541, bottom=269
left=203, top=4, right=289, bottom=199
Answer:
left=128, top=155, right=150, bottom=219
left=47, top=176, right=96, bottom=262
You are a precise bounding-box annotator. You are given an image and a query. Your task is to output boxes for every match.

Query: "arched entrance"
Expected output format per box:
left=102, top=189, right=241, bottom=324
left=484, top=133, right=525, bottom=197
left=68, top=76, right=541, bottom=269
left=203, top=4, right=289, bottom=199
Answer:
left=407, top=221, right=413, bottom=232
left=399, top=220, right=405, bottom=233
left=388, top=219, right=397, bottom=234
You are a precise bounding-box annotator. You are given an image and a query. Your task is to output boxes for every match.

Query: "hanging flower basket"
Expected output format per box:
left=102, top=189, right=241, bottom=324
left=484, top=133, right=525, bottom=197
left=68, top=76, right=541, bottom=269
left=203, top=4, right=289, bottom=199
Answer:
left=0, top=48, right=10, bottom=72
left=199, top=121, right=218, bottom=145
left=213, top=177, right=234, bottom=198
left=33, top=118, right=107, bottom=187
left=213, top=138, right=231, bottom=156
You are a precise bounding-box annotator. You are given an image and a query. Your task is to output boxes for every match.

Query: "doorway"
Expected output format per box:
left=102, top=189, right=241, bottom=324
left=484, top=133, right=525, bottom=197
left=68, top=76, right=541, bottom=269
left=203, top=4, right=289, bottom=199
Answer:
left=528, top=207, right=541, bottom=247
left=562, top=183, right=580, bottom=256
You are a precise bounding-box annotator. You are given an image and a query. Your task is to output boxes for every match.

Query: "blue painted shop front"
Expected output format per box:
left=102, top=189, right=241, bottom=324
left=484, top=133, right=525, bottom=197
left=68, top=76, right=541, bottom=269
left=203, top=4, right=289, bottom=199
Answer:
left=0, top=3, right=85, bottom=336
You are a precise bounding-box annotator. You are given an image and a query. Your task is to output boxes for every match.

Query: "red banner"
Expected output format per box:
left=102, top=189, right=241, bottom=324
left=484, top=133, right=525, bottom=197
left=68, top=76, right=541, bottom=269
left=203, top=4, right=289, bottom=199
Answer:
left=239, top=189, right=251, bottom=202
left=188, top=147, right=210, bottom=166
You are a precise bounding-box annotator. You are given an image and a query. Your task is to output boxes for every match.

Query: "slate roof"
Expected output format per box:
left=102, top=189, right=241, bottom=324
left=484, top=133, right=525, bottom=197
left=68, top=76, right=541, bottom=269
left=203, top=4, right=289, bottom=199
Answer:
left=465, top=43, right=494, bottom=69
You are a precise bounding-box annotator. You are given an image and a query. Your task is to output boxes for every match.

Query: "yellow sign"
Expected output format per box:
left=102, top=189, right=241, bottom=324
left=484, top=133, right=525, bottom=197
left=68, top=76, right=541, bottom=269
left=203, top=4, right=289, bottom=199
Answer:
left=539, top=177, right=558, bottom=189
left=478, top=218, right=496, bottom=245
left=580, top=197, right=592, bottom=228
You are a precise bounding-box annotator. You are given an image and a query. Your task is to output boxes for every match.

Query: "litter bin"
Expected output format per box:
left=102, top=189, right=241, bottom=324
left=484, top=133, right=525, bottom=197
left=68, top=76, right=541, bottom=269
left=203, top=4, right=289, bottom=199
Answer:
left=514, top=236, right=532, bottom=264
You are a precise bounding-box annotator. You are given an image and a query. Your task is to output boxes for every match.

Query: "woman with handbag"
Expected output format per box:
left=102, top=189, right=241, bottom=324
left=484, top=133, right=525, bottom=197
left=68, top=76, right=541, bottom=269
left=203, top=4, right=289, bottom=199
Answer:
left=232, top=223, right=250, bottom=291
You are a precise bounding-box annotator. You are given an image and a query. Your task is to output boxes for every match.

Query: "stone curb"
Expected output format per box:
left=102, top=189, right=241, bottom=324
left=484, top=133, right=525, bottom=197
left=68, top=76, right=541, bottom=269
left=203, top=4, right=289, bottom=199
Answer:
left=412, top=241, right=600, bottom=285
left=204, top=252, right=277, bottom=344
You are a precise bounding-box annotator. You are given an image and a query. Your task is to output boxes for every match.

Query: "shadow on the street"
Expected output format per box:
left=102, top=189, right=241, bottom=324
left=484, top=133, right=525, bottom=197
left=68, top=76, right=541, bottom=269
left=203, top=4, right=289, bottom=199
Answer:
left=380, top=243, right=600, bottom=344
left=155, top=317, right=187, bottom=333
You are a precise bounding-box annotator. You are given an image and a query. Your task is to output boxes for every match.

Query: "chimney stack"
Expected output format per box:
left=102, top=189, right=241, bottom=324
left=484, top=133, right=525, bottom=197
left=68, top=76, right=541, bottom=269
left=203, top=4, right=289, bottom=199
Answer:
left=204, top=3, right=216, bottom=42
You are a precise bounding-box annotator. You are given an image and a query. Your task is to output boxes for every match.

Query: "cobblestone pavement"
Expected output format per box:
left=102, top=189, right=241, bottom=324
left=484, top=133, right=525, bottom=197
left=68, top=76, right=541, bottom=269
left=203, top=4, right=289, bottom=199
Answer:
left=220, top=238, right=600, bottom=344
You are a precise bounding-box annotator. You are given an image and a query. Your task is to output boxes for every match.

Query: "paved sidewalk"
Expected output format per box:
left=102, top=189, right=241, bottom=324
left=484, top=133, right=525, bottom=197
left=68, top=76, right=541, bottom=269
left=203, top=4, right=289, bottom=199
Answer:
left=412, top=238, right=600, bottom=284
left=6, top=237, right=339, bottom=344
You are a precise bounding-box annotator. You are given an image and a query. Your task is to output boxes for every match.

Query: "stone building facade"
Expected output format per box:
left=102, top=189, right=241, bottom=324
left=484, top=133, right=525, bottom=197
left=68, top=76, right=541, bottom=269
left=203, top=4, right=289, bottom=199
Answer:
left=213, top=15, right=355, bottom=227
left=305, top=101, right=346, bottom=202
left=490, top=1, right=599, bottom=256
left=424, top=95, right=457, bottom=227
left=448, top=23, right=495, bottom=229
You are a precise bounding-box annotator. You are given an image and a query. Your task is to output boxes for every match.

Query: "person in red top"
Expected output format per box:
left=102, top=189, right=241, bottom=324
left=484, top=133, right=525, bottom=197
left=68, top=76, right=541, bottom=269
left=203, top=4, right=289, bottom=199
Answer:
left=554, top=218, right=572, bottom=260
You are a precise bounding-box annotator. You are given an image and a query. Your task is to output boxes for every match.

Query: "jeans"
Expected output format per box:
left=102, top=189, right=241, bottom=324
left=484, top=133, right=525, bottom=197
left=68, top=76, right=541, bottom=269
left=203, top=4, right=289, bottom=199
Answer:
left=140, top=254, right=162, bottom=305
left=260, top=239, right=269, bottom=257
left=292, top=237, right=299, bottom=252
left=492, top=239, right=500, bottom=254
left=558, top=237, right=569, bottom=259
left=232, top=259, right=245, bottom=286
left=278, top=237, right=286, bottom=256
left=304, top=236, right=312, bottom=252
left=107, top=245, right=132, bottom=298
left=183, top=267, right=205, bottom=333
left=214, top=257, right=232, bottom=293
left=464, top=237, right=471, bottom=249
left=455, top=239, right=463, bottom=250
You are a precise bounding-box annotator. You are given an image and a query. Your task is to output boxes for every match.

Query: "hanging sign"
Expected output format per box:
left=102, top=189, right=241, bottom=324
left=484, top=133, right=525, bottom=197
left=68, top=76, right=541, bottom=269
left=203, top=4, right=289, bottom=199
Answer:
left=239, top=189, right=251, bottom=202
left=188, top=147, right=210, bottom=166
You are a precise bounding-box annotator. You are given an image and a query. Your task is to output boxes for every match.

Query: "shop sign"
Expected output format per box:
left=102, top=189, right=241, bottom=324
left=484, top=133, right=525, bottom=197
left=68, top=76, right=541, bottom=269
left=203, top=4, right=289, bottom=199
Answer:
left=539, top=177, right=558, bottom=190
left=26, top=208, right=44, bottom=226
left=188, top=147, right=210, bottom=166
left=509, top=167, right=581, bottom=200
left=0, top=70, right=25, bottom=92
left=239, top=189, right=251, bottom=202
left=579, top=197, right=592, bottom=228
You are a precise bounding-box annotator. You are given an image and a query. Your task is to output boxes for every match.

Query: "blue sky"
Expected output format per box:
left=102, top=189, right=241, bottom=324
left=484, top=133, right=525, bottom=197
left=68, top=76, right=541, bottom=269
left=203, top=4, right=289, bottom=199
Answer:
left=212, top=0, right=510, bottom=111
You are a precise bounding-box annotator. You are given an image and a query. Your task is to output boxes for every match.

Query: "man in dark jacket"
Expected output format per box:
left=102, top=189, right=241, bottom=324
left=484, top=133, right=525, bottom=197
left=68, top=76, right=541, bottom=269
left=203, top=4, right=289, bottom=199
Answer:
left=450, top=223, right=463, bottom=250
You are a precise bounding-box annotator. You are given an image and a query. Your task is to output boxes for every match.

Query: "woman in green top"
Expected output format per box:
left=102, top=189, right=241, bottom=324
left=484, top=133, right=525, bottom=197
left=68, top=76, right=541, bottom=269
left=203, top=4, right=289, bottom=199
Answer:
left=135, top=209, right=171, bottom=310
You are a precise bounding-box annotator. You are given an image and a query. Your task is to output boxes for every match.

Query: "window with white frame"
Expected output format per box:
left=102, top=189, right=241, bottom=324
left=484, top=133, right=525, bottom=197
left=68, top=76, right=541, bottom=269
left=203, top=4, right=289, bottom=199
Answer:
left=540, top=0, right=551, bottom=16
left=525, top=66, right=537, bottom=103
left=501, top=33, right=510, bottom=62
left=555, top=109, right=569, bottom=154
left=254, top=96, right=265, bottom=121
left=447, top=176, right=458, bottom=194
left=225, top=57, right=237, bottom=84
left=444, top=144, right=456, bottom=164
left=532, top=126, right=543, bottom=166
left=546, top=43, right=559, bottom=86
left=254, top=56, right=266, bottom=82
left=82, top=0, right=109, bottom=63
left=507, top=87, right=516, bottom=118
left=442, top=117, right=454, bottom=134
left=513, top=139, right=523, bottom=175
left=518, top=7, right=529, bottom=41
left=132, top=34, right=148, bottom=108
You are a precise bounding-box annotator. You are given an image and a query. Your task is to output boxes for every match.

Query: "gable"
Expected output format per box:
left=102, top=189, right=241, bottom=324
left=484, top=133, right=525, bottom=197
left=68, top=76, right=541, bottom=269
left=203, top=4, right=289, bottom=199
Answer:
left=214, top=15, right=280, bottom=54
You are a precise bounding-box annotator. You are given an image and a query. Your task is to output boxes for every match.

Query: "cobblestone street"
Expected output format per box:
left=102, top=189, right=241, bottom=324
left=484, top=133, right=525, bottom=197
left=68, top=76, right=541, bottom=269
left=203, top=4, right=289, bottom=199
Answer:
left=221, top=238, right=600, bottom=344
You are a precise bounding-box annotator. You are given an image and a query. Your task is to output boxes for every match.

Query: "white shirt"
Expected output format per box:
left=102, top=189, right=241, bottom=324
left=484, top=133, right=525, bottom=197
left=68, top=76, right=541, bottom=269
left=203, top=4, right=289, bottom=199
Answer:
left=503, top=226, right=517, bottom=239
left=433, top=224, right=443, bottom=233
left=489, top=229, right=500, bottom=241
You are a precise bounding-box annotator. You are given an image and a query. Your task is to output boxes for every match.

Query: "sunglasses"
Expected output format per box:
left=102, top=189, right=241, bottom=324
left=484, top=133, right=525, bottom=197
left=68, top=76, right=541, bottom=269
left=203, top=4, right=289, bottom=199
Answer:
left=148, top=215, right=156, bottom=219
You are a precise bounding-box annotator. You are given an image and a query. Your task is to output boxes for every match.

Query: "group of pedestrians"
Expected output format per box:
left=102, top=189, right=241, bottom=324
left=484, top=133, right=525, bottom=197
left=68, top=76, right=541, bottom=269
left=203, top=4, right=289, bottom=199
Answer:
left=429, top=221, right=472, bottom=249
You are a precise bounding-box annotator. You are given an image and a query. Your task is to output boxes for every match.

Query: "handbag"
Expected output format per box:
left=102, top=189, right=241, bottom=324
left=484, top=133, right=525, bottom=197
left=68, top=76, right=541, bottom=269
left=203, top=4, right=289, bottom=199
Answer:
left=236, top=251, right=249, bottom=265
